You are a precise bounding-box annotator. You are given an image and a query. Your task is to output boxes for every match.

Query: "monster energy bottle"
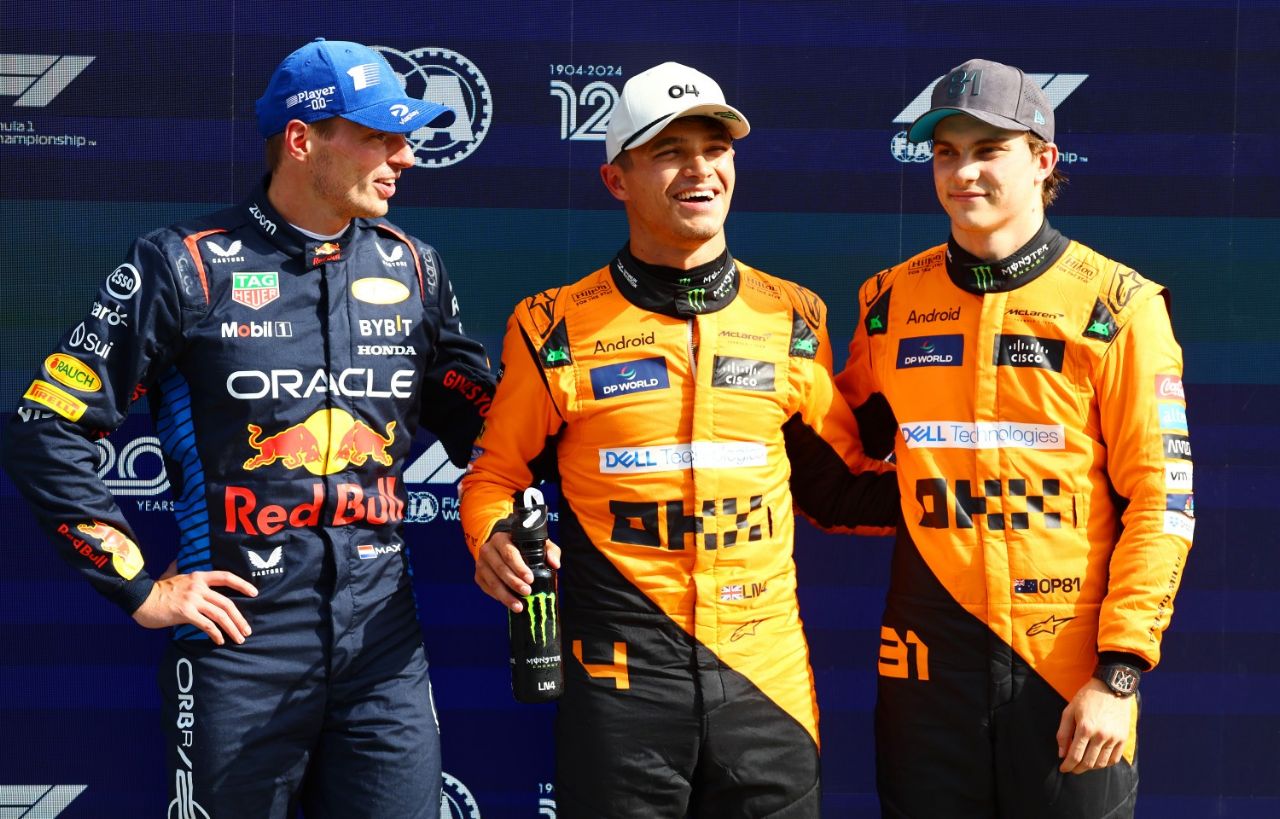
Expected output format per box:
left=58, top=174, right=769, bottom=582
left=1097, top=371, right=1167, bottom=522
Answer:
left=509, top=487, right=563, bottom=703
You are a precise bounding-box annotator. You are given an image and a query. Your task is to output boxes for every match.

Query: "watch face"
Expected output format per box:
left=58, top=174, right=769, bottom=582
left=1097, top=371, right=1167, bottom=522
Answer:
left=1108, top=666, right=1139, bottom=695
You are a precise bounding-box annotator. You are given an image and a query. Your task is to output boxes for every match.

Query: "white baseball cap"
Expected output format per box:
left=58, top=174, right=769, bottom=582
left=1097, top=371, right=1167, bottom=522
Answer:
left=604, top=62, right=750, bottom=163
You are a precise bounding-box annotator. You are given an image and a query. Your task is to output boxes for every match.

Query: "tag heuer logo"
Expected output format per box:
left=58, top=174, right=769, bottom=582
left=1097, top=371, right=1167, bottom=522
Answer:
left=231, top=272, right=280, bottom=310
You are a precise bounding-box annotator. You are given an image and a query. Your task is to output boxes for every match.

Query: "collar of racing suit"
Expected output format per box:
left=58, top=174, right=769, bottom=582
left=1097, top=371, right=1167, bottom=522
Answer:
left=609, top=244, right=739, bottom=318
left=945, top=219, right=1070, bottom=295
left=243, top=175, right=358, bottom=267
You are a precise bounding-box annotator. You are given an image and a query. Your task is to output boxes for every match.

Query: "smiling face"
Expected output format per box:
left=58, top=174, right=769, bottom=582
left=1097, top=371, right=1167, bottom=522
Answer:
left=306, top=117, right=416, bottom=231
left=600, top=116, right=736, bottom=269
left=931, top=113, right=1058, bottom=259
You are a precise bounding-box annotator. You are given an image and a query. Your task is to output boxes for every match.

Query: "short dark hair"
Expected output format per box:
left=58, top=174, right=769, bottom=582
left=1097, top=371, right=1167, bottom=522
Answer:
left=264, top=116, right=341, bottom=171
left=1028, top=134, right=1067, bottom=208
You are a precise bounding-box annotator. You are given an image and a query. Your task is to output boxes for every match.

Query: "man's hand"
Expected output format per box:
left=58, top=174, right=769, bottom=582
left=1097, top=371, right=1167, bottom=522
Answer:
left=133, top=568, right=258, bottom=646
left=475, top=530, right=561, bottom=613
left=1056, top=677, right=1133, bottom=773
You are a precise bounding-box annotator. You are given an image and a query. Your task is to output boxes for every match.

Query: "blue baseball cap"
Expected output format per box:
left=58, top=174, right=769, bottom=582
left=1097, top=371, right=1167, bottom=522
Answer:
left=256, top=38, right=454, bottom=137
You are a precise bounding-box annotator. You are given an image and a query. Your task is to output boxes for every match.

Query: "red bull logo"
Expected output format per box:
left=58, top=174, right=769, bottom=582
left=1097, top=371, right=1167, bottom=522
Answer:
left=64, top=520, right=145, bottom=579
left=224, top=478, right=405, bottom=535
left=312, top=242, right=342, bottom=265
left=243, top=409, right=396, bottom=475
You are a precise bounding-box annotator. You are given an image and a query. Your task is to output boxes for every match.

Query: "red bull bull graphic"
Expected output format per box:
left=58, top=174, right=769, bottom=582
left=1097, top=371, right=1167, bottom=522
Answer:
left=243, top=409, right=397, bottom=475
left=71, top=520, right=145, bottom=579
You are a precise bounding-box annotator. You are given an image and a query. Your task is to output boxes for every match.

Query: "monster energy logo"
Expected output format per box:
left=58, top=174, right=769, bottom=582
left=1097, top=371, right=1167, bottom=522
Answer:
left=792, top=337, right=817, bottom=354
left=545, top=347, right=569, bottom=363
left=686, top=288, right=707, bottom=311
left=522, top=590, right=559, bottom=647
left=972, top=265, right=994, bottom=290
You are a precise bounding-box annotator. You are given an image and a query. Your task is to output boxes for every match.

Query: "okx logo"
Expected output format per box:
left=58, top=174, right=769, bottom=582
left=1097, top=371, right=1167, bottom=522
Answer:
left=889, top=72, right=1088, bottom=163
left=0, top=54, right=94, bottom=106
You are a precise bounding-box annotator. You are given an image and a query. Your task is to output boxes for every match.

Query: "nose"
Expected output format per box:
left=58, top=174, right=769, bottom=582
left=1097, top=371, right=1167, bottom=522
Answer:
left=388, top=136, right=415, bottom=169
left=953, top=155, right=981, bottom=183
left=683, top=152, right=715, bottom=178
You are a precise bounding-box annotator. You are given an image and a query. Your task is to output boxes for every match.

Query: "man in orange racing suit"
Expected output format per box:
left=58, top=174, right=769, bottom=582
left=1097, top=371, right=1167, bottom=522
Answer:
left=460, top=62, right=897, bottom=818
left=837, top=59, right=1192, bottom=817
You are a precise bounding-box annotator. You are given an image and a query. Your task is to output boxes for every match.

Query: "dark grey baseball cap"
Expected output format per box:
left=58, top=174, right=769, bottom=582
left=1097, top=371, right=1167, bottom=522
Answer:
left=908, top=59, right=1054, bottom=144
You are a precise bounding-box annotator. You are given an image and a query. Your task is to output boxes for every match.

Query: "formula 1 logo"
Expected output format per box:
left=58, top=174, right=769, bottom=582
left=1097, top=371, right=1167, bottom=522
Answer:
left=0, top=54, right=94, bottom=106
left=889, top=72, right=1088, bottom=163
left=0, top=785, right=87, bottom=816
left=373, top=46, right=493, bottom=168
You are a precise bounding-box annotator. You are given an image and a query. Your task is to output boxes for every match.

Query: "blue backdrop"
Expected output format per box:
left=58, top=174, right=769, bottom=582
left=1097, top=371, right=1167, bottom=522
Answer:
left=1, top=1, right=1276, bottom=816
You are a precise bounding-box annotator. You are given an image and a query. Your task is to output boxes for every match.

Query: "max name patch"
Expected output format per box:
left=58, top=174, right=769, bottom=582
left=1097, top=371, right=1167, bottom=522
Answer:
left=589, top=357, right=670, bottom=400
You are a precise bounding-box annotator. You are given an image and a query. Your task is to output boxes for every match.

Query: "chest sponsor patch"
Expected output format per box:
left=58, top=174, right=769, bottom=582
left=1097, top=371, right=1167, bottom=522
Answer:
left=351, top=277, right=410, bottom=305
left=1158, top=402, right=1188, bottom=431
left=598, top=441, right=767, bottom=474
left=896, top=334, right=963, bottom=369
left=589, top=357, right=669, bottom=400
left=711, top=356, right=776, bottom=392
left=1162, top=433, right=1193, bottom=461
left=231, top=272, right=280, bottom=310
left=899, top=421, right=1065, bottom=450
left=993, top=334, right=1065, bottom=372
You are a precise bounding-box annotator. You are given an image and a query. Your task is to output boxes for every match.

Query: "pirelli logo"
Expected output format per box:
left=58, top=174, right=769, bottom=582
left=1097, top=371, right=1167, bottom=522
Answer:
left=23, top=379, right=87, bottom=421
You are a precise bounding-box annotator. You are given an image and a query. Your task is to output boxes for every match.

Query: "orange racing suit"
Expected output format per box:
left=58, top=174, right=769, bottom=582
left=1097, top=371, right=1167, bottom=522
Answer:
left=837, top=225, right=1192, bottom=817
left=460, top=247, right=896, bottom=818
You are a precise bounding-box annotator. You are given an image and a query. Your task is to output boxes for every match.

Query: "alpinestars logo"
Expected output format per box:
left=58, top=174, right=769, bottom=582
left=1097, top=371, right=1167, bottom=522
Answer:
left=889, top=72, right=1088, bottom=163
left=0, top=54, right=94, bottom=106
left=372, top=46, right=493, bottom=168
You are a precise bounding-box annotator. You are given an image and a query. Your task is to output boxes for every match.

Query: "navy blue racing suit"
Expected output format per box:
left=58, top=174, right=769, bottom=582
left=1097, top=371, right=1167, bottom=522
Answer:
left=1, top=179, right=495, bottom=818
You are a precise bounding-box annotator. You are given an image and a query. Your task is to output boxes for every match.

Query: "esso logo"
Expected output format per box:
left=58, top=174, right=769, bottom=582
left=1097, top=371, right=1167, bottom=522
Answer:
left=106, top=263, right=141, bottom=300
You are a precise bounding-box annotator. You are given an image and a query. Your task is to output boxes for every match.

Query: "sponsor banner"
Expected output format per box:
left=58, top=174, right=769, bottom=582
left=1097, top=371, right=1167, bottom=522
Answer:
left=589, top=357, right=669, bottom=400
left=1165, top=462, right=1193, bottom=491
left=896, top=334, right=964, bottom=369
left=598, top=441, right=767, bottom=474
left=899, top=421, right=1065, bottom=450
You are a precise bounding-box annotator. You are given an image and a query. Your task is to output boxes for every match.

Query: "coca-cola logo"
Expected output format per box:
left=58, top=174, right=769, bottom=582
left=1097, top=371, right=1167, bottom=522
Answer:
left=1155, top=374, right=1185, bottom=401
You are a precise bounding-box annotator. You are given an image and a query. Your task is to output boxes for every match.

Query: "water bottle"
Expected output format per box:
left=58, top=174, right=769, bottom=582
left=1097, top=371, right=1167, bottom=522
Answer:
left=508, top=487, right=562, bottom=702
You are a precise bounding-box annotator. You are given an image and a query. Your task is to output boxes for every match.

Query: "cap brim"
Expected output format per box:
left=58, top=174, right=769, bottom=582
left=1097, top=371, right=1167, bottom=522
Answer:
left=342, top=98, right=455, bottom=134
left=620, top=102, right=751, bottom=156
left=907, top=107, right=1031, bottom=143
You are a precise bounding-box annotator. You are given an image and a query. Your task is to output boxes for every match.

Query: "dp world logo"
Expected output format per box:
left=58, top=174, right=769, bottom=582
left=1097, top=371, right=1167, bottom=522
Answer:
left=373, top=46, right=493, bottom=168
left=888, top=72, right=1088, bottom=163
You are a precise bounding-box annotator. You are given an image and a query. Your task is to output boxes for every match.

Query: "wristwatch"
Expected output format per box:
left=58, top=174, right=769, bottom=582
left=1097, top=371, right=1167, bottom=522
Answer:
left=1093, top=663, right=1142, bottom=697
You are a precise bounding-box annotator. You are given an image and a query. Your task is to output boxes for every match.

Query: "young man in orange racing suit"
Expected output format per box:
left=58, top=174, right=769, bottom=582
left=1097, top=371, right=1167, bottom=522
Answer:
left=2, top=40, right=495, bottom=818
left=836, top=59, right=1192, bottom=817
left=460, top=62, right=898, bottom=818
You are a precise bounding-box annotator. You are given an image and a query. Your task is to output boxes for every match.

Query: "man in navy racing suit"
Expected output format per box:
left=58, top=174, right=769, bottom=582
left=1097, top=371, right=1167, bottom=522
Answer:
left=1, top=39, right=495, bottom=818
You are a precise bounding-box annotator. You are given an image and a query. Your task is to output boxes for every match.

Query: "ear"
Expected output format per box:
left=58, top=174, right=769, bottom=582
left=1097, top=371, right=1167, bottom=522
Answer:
left=281, top=120, right=311, bottom=163
left=1034, top=141, right=1060, bottom=184
left=599, top=162, right=628, bottom=202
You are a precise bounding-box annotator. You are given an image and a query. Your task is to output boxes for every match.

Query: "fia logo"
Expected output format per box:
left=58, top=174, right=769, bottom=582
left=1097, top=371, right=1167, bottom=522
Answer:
left=371, top=46, right=492, bottom=168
